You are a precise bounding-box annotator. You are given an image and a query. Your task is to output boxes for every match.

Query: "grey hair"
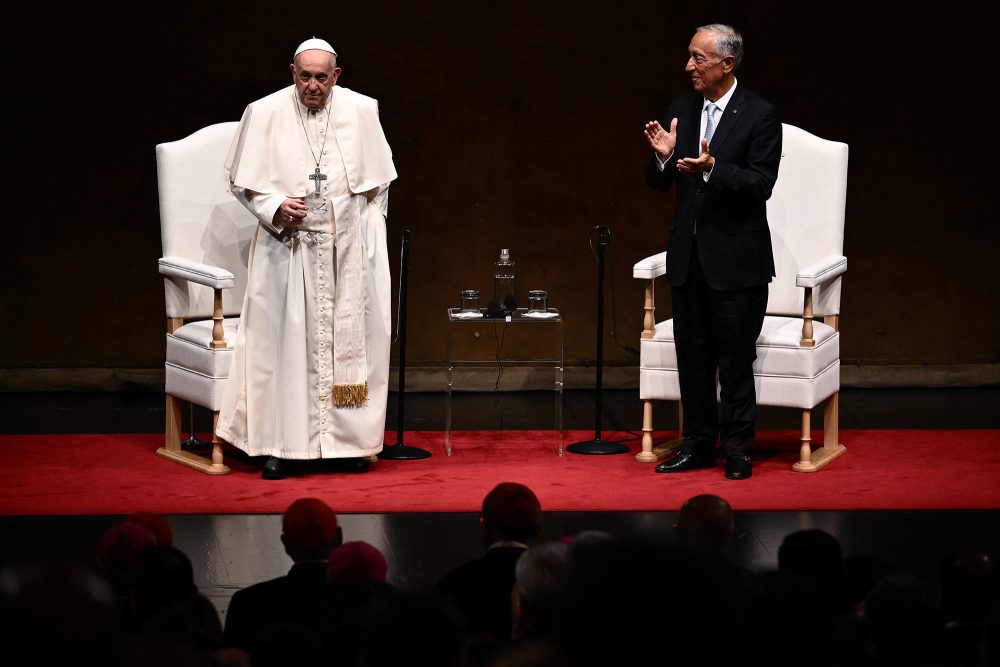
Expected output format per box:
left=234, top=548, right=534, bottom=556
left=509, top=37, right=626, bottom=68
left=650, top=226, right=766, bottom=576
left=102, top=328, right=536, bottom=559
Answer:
left=697, top=23, right=743, bottom=69
left=515, top=541, right=569, bottom=611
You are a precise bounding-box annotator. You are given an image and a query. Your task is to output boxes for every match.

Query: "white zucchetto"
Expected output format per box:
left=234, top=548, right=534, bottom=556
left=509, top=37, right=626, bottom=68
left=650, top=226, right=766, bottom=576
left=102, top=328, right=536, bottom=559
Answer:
left=294, top=37, right=337, bottom=58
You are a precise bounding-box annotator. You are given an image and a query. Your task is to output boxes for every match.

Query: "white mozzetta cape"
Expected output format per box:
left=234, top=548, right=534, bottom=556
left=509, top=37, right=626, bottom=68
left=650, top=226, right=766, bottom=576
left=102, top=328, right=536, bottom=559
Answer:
left=226, top=84, right=397, bottom=197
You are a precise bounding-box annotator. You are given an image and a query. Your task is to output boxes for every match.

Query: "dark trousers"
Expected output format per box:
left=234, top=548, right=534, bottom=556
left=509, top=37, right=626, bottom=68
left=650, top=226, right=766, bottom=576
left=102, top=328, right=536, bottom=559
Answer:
left=671, top=249, right=768, bottom=459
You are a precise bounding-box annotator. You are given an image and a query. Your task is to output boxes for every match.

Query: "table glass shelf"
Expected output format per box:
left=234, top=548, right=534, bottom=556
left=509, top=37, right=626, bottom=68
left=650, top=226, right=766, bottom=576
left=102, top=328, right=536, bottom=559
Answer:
left=445, top=308, right=564, bottom=456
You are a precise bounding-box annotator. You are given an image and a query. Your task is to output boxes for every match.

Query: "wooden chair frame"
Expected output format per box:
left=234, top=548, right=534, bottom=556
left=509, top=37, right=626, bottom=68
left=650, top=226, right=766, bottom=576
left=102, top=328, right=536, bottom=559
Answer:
left=633, top=272, right=846, bottom=473
left=157, top=287, right=231, bottom=475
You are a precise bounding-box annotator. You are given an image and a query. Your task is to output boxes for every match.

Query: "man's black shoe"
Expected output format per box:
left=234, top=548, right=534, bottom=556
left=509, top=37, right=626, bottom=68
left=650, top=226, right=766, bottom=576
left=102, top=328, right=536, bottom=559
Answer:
left=655, top=452, right=715, bottom=473
left=724, top=456, right=752, bottom=480
left=262, top=456, right=293, bottom=480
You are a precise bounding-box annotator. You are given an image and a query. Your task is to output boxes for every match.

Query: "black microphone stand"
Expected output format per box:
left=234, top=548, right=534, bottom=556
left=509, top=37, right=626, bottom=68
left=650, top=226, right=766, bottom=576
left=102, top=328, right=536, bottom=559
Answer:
left=180, top=403, right=210, bottom=451
left=567, top=225, right=629, bottom=455
left=379, top=229, right=431, bottom=460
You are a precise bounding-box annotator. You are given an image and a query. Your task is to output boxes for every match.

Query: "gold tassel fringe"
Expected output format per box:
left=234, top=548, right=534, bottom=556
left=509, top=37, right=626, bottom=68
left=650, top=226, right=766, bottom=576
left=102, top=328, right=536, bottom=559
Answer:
left=332, top=382, right=369, bottom=408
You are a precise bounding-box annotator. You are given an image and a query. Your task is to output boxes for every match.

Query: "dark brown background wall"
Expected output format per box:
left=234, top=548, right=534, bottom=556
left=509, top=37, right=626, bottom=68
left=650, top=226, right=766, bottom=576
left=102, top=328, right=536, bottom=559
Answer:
left=2, top=1, right=997, bottom=385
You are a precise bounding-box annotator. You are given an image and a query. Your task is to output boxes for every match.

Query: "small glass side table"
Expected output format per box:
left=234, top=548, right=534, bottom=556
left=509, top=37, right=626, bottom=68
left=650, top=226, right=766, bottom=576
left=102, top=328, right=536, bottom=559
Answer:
left=445, top=308, right=564, bottom=456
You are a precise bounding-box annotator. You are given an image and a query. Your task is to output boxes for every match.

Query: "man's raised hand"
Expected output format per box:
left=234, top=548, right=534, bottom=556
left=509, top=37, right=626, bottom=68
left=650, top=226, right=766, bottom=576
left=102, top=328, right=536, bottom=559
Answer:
left=644, top=117, right=678, bottom=161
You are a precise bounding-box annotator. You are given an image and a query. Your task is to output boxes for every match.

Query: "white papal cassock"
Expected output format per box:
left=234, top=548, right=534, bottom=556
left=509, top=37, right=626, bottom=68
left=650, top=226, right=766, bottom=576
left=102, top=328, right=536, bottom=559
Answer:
left=217, top=84, right=397, bottom=459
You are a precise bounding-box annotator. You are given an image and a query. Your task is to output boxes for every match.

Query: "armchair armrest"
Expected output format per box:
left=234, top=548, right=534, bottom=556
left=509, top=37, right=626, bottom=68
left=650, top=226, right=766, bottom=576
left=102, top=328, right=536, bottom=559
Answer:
left=795, top=255, right=846, bottom=348
left=633, top=251, right=668, bottom=280
left=796, top=255, right=847, bottom=288
left=159, top=256, right=235, bottom=289
left=634, top=252, right=667, bottom=340
left=159, top=256, right=234, bottom=350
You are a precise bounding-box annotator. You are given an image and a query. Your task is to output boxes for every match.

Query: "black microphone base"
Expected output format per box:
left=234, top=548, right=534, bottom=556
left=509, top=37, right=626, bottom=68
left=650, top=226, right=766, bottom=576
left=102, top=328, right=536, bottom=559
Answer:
left=378, top=444, right=432, bottom=460
left=566, top=438, right=629, bottom=455
left=181, top=436, right=211, bottom=452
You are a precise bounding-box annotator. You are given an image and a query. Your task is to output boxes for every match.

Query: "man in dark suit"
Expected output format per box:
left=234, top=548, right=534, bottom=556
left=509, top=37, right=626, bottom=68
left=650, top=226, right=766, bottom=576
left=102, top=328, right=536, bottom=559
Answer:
left=223, top=497, right=343, bottom=653
left=436, top=482, right=542, bottom=645
left=643, top=24, right=781, bottom=480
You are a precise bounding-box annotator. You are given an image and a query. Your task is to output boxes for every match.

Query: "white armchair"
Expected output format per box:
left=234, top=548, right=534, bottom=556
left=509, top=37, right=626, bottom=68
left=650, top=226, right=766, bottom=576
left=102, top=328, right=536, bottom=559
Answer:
left=156, top=123, right=257, bottom=474
left=634, top=123, right=849, bottom=472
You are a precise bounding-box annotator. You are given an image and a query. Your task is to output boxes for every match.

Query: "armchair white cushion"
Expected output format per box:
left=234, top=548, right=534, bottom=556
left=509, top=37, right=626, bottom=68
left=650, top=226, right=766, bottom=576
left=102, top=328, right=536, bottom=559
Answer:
left=634, top=124, right=849, bottom=472
left=156, top=122, right=258, bottom=474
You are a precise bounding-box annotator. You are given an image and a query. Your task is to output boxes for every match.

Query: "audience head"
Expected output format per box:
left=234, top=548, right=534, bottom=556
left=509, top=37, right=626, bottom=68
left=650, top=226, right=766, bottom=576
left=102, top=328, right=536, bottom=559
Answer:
left=841, top=552, right=893, bottom=611
left=564, top=531, right=730, bottom=666
left=243, top=620, right=323, bottom=667
left=741, top=569, right=840, bottom=667
left=979, top=597, right=1000, bottom=667
left=488, top=641, right=570, bottom=667
left=0, top=557, right=122, bottom=665
left=322, top=546, right=396, bottom=667
left=512, top=540, right=570, bottom=640
left=480, top=482, right=542, bottom=548
left=863, top=573, right=945, bottom=666
left=124, top=546, right=226, bottom=662
left=124, top=512, right=173, bottom=547
left=674, top=493, right=735, bottom=557
left=563, top=530, right=619, bottom=588
left=327, top=540, right=388, bottom=586
left=128, top=545, right=198, bottom=619
left=778, top=528, right=844, bottom=595
left=281, top=497, right=343, bottom=562
left=357, top=591, right=467, bottom=667
left=97, top=520, right=158, bottom=578
left=128, top=592, right=224, bottom=658
left=940, top=541, right=997, bottom=623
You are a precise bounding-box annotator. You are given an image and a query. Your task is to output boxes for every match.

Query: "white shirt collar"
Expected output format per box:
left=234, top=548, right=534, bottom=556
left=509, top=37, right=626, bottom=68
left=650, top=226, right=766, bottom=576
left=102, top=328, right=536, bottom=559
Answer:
left=487, top=540, right=529, bottom=551
left=705, top=77, right=738, bottom=112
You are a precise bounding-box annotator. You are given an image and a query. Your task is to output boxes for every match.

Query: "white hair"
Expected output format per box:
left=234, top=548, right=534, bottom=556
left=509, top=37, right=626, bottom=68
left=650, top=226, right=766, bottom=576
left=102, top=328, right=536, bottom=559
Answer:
left=697, top=23, right=744, bottom=69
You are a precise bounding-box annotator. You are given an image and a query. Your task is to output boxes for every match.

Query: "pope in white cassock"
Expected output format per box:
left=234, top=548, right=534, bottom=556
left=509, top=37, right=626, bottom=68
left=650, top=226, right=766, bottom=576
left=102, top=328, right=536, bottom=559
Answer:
left=217, top=38, right=397, bottom=479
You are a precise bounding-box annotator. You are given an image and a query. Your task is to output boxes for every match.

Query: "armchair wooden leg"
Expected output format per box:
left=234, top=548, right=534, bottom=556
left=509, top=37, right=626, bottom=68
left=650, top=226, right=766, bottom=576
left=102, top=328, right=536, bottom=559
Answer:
left=164, top=393, right=183, bottom=453
left=635, top=400, right=657, bottom=462
left=636, top=401, right=683, bottom=462
left=796, top=408, right=813, bottom=466
left=792, top=392, right=846, bottom=472
left=210, top=411, right=226, bottom=468
left=156, top=396, right=232, bottom=475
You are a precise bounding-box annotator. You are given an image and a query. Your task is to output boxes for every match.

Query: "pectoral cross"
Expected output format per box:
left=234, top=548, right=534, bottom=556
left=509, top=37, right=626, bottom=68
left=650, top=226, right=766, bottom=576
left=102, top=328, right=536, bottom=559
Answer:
left=308, top=166, right=327, bottom=194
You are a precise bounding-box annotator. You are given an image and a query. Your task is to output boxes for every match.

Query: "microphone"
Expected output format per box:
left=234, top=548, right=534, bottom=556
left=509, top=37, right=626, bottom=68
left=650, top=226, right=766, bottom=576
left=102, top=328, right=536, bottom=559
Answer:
left=486, top=294, right=518, bottom=318
left=503, top=293, right=517, bottom=313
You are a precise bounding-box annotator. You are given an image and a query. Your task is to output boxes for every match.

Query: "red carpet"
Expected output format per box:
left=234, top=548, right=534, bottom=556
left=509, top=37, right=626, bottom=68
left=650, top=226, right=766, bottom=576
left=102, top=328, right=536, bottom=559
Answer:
left=1, top=430, right=998, bottom=516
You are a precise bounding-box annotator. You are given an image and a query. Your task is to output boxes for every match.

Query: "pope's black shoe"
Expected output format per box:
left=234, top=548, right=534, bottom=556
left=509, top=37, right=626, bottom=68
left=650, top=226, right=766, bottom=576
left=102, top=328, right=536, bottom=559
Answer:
left=335, top=457, right=371, bottom=473
left=724, top=456, right=752, bottom=480
left=262, top=456, right=294, bottom=480
left=655, top=452, right=716, bottom=473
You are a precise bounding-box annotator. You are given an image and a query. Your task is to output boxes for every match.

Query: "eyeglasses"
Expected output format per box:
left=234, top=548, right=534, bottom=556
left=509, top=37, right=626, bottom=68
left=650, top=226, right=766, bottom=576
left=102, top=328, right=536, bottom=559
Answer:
left=296, top=71, right=332, bottom=84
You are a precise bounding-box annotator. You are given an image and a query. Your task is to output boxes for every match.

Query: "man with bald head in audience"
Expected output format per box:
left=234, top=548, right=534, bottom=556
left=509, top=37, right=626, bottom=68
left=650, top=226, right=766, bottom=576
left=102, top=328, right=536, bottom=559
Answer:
left=674, top=493, right=736, bottom=558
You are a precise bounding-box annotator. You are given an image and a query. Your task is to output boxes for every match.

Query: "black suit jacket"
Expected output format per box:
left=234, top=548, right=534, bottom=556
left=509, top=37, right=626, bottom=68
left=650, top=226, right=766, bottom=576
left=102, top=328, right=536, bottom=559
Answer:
left=435, top=545, right=527, bottom=642
left=645, top=85, right=781, bottom=290
left=223, top=561, right=328, bottom=651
